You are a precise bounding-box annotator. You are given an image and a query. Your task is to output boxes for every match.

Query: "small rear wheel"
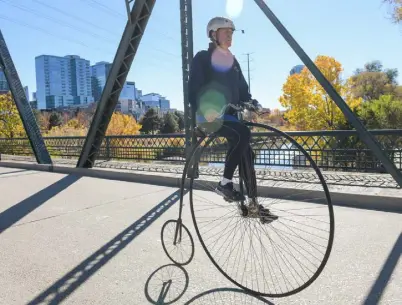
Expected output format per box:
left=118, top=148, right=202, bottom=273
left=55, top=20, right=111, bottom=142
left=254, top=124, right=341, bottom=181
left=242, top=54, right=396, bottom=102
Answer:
left=161, top=220, right=194, bottom=266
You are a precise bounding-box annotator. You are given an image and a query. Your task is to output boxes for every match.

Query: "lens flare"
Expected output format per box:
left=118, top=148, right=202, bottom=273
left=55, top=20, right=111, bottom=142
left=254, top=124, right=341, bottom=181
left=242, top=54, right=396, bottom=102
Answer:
left=211, top=47, right=234, bottom=72
left=198, top=89, right=226, bottom=129
left=226, top=0, right=244, bottom=18
left=199, top=89, right=227, bottom=117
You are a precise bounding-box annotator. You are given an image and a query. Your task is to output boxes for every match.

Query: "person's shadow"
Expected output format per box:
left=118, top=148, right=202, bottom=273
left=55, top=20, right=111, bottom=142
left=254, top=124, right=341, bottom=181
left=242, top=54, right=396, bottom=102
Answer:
left=144, top=264, right=275, bottom=304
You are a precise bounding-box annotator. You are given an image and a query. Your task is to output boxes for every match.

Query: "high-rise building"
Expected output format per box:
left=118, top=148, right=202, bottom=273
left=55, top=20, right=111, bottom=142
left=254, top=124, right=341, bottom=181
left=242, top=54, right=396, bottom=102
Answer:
left=290, top=64, right=305, bottom=75
left=117, top=81, right=138, bottom=113
left=91, top=62, right=139, bottom=109
left=0, top=67, right=9, bottom=93
left=35, top=55, right=93, bottom=109
left=120, top=81, right=137, bottom=100
left=24, top=86, right=29, bottom=101
left=159, top=97, right=170, bottom=112
left=91, top=61, right=112, bottom=102
left=141, top=93, right=171, bottom=114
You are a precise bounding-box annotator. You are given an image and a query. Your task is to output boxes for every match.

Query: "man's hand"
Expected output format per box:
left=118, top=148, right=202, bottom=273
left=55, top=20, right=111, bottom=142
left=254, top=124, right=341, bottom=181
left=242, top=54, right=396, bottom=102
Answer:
left=250, top=99, right=263, bottom=112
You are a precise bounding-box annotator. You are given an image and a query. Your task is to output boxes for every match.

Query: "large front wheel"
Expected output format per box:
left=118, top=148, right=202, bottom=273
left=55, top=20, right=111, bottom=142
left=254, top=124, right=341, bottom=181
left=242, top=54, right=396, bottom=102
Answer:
left=189, top=122, right=335, bottom=297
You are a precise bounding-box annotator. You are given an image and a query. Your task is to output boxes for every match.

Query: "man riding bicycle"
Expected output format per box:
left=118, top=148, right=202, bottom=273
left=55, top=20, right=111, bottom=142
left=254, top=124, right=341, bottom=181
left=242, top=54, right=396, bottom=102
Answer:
left=188, top=16, right=278, bottom=221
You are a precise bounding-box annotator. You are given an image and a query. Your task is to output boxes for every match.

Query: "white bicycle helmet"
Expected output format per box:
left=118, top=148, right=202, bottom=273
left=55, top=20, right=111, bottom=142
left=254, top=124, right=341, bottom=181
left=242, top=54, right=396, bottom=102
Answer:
left=206, top=17, right=236, bottom=39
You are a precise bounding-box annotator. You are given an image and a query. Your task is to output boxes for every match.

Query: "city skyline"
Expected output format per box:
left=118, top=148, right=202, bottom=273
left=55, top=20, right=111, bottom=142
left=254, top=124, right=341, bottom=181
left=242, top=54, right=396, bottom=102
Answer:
left=0, top=52, right=171, bottom=115
left=2, top=56, right=172, bottom=121
left=32, top=53, right=171, bottom=113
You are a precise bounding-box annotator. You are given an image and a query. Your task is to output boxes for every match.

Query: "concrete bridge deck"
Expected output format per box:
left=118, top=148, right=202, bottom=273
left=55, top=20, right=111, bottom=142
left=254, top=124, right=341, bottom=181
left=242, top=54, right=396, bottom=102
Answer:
left=0, top=166, right=401, bottom=304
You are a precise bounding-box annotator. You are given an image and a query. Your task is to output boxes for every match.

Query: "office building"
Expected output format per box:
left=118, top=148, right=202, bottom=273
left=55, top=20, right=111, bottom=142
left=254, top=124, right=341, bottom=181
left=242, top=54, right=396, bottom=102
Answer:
left=290, top=64, right=305, bottom=75
left=24, top=86, right=29, bottom=101
left=117, top=81, right=138, bottom=113
left=91, top=62, right=139, bottom=112
left=35, top=55, right=93, bottom=109
left=91, top=61, right=112, bottom=102
left=141, top=93, right=171, bottom=114
left=120, top=81, right=137, bottom=100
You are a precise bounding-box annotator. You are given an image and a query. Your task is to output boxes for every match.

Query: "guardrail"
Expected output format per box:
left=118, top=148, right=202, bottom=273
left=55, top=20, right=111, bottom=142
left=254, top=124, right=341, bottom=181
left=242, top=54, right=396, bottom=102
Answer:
left=0, top=129, right=401, bottom=173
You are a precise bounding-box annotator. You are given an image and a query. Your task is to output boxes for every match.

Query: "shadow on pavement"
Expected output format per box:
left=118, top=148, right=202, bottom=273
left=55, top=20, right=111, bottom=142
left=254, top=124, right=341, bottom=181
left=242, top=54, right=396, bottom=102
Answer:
left=363, top=232, right=402, bottom=305
left=0, top=174, right=81, bottom=233
left=27, top=188, right=186, bottom=305
left=144, top=264, right=189, bottom=304
left=0, top=169, right=28, bottom=176
left=144, top=264, right=275, bottom=305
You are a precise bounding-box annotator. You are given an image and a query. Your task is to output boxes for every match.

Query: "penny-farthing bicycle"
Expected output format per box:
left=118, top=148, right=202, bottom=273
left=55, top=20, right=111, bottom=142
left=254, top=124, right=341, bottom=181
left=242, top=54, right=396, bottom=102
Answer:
left=161, top=102, right=335, bottom=298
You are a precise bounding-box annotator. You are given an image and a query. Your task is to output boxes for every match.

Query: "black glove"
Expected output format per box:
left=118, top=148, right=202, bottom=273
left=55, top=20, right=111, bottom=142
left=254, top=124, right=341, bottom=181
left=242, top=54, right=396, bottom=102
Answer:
left=250, top=99, right=263, bottom=112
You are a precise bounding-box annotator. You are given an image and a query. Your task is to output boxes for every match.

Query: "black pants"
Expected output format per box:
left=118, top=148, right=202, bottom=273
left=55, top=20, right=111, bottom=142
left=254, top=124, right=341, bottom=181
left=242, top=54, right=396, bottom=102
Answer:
left=216, top=120, right=257, bottom=198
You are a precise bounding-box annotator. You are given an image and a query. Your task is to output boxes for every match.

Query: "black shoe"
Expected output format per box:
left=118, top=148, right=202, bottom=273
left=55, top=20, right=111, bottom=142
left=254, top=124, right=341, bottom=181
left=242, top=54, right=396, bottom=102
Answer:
left=247, top=200, right=278, bottom=223
left=215, top=182, right=245, bottom=202
left=258, top=205, right=279, bottom=224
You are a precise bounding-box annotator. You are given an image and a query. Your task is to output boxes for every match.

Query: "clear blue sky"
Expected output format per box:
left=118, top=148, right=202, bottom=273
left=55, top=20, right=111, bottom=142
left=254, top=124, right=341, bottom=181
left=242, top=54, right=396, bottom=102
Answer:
left=1, top=0, right=401, bottom=111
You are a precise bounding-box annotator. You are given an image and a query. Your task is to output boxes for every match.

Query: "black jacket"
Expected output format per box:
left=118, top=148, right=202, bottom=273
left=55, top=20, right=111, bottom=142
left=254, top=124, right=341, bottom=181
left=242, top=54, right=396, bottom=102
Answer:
left=188, top=46, right=251, bottom=120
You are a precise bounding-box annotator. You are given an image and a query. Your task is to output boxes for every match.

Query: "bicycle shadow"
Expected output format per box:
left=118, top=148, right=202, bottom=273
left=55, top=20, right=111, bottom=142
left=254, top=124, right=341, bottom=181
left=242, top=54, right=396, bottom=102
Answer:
left=144, top=264, right=275, bottom=304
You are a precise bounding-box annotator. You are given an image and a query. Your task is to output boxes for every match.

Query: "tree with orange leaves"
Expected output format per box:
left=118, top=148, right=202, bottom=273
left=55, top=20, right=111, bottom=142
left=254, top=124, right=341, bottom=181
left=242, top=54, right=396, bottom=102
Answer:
left=106, top=112, right=142, bottom=136
left=0, top=93, right=26, bottom=138
left=279, top=55, right=362, bottom=131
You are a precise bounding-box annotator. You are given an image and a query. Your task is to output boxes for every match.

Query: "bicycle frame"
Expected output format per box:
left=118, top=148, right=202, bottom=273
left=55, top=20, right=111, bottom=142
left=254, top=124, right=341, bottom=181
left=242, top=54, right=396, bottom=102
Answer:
left=174, top=130, right=207, bottom=245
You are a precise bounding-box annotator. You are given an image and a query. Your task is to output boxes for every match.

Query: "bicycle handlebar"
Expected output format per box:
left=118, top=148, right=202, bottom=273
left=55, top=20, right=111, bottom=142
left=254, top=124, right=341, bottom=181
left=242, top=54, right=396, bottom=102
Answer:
left=222, top=101, right=262, bottom=115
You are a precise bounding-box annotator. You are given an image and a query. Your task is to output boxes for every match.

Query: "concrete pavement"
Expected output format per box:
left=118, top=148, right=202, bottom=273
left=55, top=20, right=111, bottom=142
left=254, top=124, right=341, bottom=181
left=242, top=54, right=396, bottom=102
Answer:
left=0, top=167, right=401, bottom=304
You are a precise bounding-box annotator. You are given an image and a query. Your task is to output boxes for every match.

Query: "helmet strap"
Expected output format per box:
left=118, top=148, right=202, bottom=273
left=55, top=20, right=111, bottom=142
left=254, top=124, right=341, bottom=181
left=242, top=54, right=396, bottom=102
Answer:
left=211, top=30, right=221, bottom=46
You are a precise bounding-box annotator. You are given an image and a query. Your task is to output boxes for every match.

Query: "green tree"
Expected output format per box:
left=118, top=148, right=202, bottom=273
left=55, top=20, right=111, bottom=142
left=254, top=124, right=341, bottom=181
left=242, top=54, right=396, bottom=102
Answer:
left=48, top=111, right=63, bottom=130
left=395, top=85, right=402, bottom=99
left=350, top=61, right=399, bottom=101
left=139, top=108, right=163, bottom=134
left=359, top=95, right=402, bottom=129
left=160, top=112, right=179, bottom=134
left=174, top=111, right=185, bottom=131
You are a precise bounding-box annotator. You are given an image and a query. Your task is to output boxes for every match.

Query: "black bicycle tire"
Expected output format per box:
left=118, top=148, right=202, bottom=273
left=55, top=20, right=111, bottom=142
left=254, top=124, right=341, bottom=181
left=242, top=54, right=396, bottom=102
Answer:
left=161, top=219, right=195, bottom=266
left=189, top=122, right=335, bottom=298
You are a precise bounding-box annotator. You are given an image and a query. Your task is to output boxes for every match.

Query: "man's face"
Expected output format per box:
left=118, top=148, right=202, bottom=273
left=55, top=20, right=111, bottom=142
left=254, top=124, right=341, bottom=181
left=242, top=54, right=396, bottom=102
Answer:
left=214, top=27, right=234, bottom=49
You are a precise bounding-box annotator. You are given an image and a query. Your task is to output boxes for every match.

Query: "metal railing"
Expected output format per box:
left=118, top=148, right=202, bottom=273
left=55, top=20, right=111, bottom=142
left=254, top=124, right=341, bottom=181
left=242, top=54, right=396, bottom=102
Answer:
left=0, top=129, right=401, bottom=173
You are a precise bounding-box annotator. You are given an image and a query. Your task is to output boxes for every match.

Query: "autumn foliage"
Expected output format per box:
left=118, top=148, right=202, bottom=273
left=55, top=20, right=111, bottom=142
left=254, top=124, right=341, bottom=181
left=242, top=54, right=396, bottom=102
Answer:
left=0, top=95, right=142, bottom=139
left=383, top=0, right=402, bottom=23
left=45, top=111, right=142, bottom=137
left=106, top=112, right=142, bottom=135
left=0, top=93, right=26, bottom=138
left=279, top=55, right=362, bottom=131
